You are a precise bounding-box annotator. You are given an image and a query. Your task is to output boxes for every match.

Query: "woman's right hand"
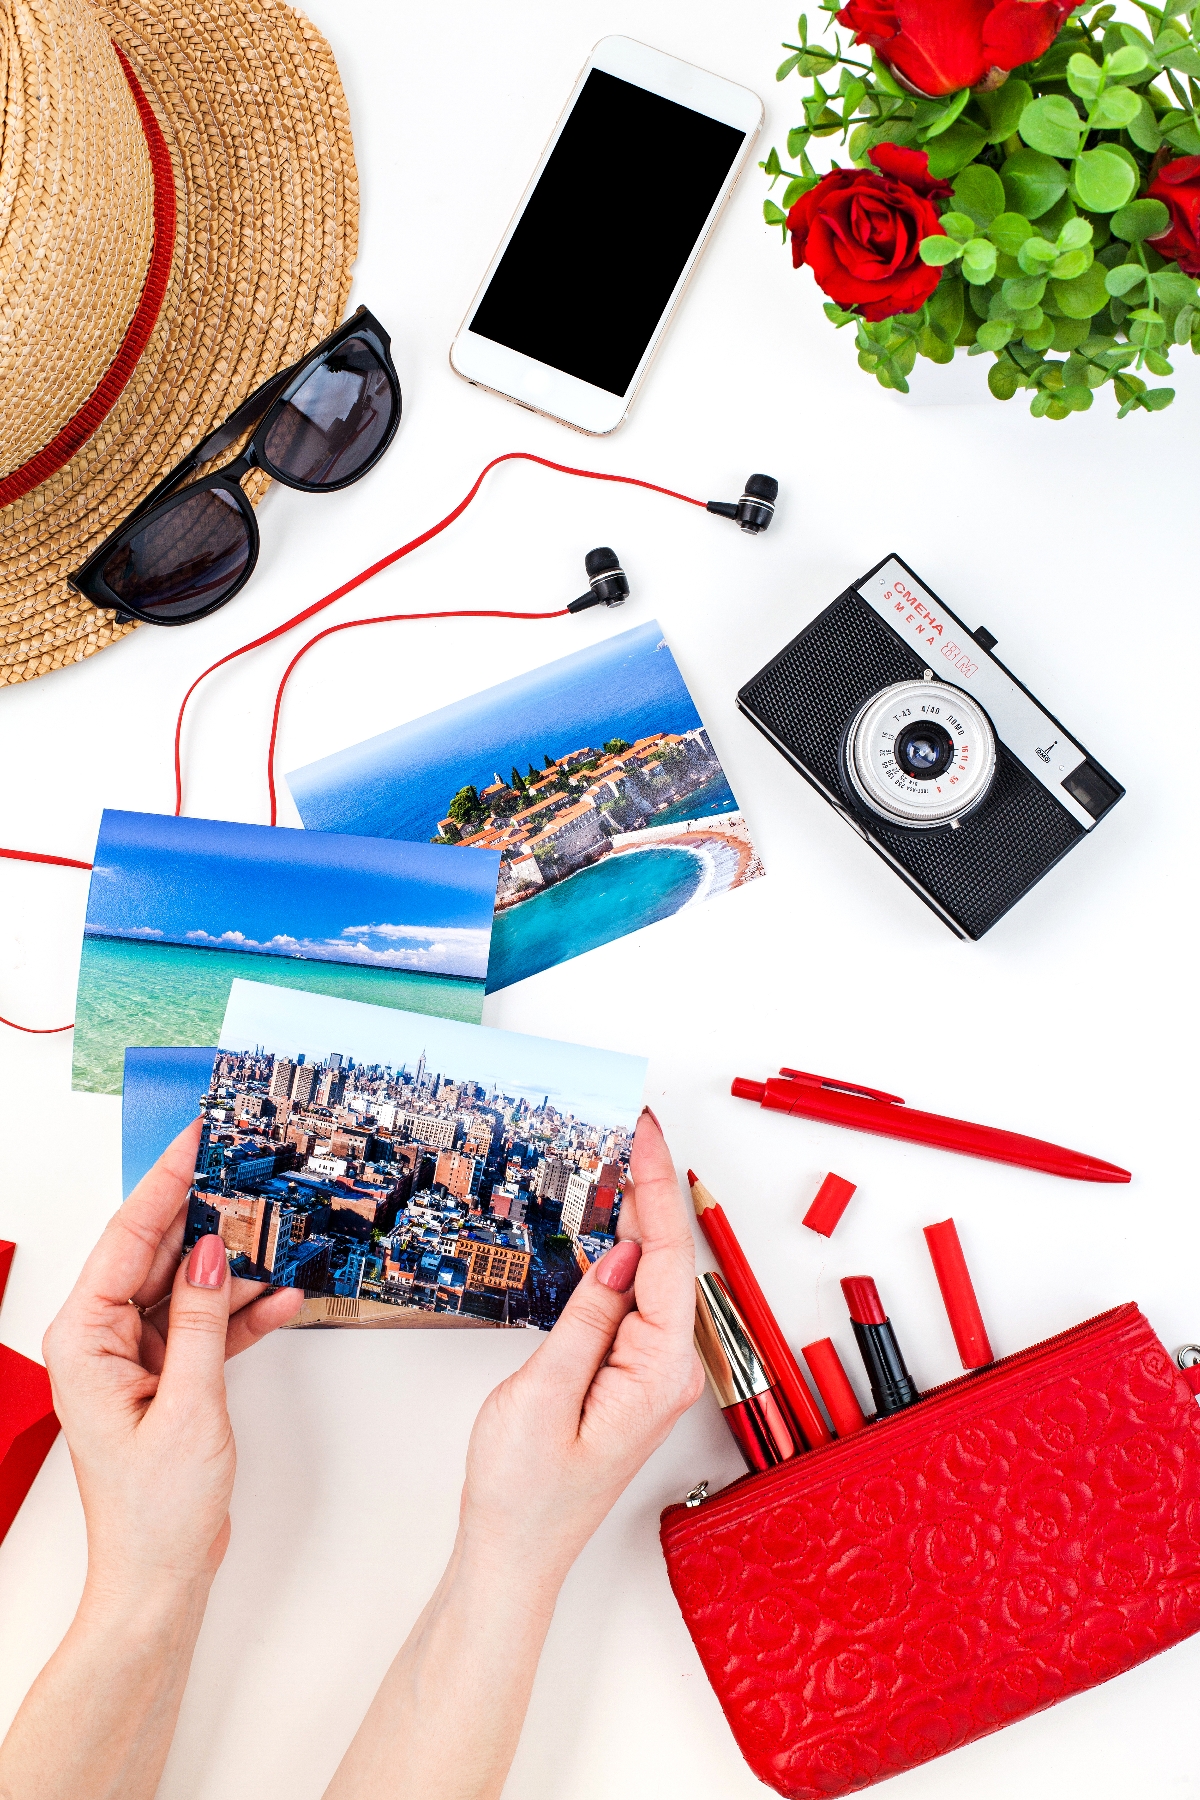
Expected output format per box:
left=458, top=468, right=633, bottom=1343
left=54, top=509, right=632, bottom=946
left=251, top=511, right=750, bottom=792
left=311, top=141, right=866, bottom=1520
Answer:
left=42, top=1117, right=302, bottom=1598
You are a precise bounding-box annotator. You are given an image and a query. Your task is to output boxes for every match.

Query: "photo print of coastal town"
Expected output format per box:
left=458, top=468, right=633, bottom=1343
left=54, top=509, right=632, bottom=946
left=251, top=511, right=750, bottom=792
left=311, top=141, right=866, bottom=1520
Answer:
left=73, top=810, right=500, bottom=1094
left=286, top=620, right=764, bottom=990
left=180, top=979, right=647, bottom=1328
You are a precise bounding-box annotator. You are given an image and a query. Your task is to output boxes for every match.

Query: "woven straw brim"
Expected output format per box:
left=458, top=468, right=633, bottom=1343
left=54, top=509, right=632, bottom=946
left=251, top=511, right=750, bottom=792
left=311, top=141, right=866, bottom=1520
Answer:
left=0, top=0, right=358, bottom=684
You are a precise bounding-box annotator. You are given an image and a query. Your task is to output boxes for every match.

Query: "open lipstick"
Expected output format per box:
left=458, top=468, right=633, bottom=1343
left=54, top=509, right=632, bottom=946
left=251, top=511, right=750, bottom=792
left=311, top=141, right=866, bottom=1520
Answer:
left=694, top=1272, right=798, bottom=1473
left=841, top=1276, right=920, bottom=1417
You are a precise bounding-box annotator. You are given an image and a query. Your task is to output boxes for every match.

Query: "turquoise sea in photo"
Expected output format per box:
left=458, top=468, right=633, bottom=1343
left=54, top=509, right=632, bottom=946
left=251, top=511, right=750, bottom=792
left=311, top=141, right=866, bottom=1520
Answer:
left=73, top=937, right=486, bottom=1096
left=488, top=847, right=704, bottom=991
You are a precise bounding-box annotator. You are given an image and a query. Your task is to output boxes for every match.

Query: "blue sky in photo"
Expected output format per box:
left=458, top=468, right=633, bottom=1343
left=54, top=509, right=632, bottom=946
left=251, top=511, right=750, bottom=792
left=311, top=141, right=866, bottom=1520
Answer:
left=85, top=811, right=500, bottom=980
left=122, top=1045, right=216, bottom=1197
left=220, top=981, right=647, bottom=1131
left=286, top=618, right=732, bottom=843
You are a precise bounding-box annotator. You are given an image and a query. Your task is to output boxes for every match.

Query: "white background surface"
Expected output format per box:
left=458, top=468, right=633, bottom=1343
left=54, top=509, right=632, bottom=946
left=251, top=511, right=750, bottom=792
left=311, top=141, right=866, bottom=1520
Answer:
left=1, top=2, right=1198, bottom=1795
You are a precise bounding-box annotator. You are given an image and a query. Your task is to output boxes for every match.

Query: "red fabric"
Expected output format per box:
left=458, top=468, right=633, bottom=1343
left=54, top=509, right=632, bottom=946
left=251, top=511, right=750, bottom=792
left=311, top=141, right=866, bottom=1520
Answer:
left=1147, top=156, right=1200, bottom=277
left=661, top=1305, right=1200, bottom=1797
left=836, top=0, right=1071, bottom=96
left=0, top=1344, right=60, bottom=1545
left=0, top=44, right=177, bottom=509
left=787, top=150, right=951, bottom=321
left=0, top=1243, right=13, bottom=1309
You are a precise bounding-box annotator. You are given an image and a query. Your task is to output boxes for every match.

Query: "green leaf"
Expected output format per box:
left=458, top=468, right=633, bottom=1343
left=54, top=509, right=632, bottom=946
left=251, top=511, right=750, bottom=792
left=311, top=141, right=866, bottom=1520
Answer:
left=1050, top=262, right=1112, bottom=315
left=989, top=211, right=1035, bottom=255
left=1166, top=119, right=1200, bottom=153
left=1159, top=45, right=1200, bottom=76
left=1073, top=148, right=1137, bottom=212
left=1057, top=216, right=1093, bottom=252
left=919, top=234, right=966, bottom=266
left=1105, top=43, right=1150, bottom=76
left=976, top=319, right=1014, bottom=350
left=1023, top=315, right=1057, bottom=350
left=1002, top=149, right=1070, bottom=219
left=953, top=163, right=1007, bottom=226
left=1018, top=236, right=1059, bottom=272
left=1051, top=246, right=1093, bottom=279
left=975, top=78, right=1032, bottom=144
left=777, top=52, right=803, bottom=80
left=927, top=273, right=965, bottom=342
left=1020, top=95, right=1085, bottom=157
left=782, top=175, right=820, bottom=207
left=1149, top=268, right=1199, bottom=304
left=921, top=87, right=971, bottom=140
left=871, top=53, right=907, bottom=97
left=1138, top=386, right=1176, bottom=409
left=989, top=359, right=1022, bottom=399
left=1067, top=53, right=1104, bottom=101
left=961, top=238, right=999, bottom=283
left=1051, top=315, right=1090, bottom=350
left=1175, top=303, right=1196, bottom=343
left=918, top=326, right=956, bottom=363
left=1105, top=262, right=1148, bottom=295
left=924, top=118, right=988, bottom=179
left=787, top=126, right=811, bottom=159
left=939, top=211, right=978, bottom=244
left=1089, top=85, right=1142, bottom=131
left=764, top=199, right=789, bottom=229
left=1127, top=96, right=1163, bottom=152
left=1003, top=274, right=1048, bottom=308
left=1030, top=388, right=1055, bottom=416
left=1144, top=347, right=1175, bottom=375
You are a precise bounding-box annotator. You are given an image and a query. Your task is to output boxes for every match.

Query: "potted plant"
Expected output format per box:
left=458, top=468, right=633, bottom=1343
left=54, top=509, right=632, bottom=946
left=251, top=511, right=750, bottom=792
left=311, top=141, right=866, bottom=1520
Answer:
left=762, top=0, right=1200, bottom=416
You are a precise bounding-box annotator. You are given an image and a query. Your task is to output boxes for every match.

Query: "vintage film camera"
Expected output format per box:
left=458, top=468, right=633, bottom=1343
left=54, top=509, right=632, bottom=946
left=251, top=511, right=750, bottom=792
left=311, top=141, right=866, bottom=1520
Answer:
left=738, top=555, right=1123, bottom=940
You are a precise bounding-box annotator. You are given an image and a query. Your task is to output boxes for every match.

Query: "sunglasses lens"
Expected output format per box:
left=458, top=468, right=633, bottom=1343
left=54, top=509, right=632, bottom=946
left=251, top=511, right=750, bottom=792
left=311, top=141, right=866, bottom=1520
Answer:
left=262, top=336, right=395, bottom=487
left=101, top=487, right=252, bottom=621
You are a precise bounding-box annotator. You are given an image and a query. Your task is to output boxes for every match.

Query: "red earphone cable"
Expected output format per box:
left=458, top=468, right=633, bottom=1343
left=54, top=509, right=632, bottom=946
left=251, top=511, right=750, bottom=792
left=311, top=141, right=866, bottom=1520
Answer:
left=175, top=450, right=706, bottom=815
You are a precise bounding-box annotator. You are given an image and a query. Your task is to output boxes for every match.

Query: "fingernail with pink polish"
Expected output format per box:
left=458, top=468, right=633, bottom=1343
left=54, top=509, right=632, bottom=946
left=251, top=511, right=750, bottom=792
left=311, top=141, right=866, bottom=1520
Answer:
left=596, top=1240, right=641, bottom=1293
left=186, top=1235, right=227, bottom=1290
left=640, top=1106, right=662, bottom=1132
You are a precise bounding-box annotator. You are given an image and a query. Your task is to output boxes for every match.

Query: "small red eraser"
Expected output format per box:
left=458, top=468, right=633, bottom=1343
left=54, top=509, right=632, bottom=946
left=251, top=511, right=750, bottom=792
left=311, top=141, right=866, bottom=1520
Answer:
left=0, top=1242, right=14, bottom=1310
left=802, top=1173, right=857, bottom=1237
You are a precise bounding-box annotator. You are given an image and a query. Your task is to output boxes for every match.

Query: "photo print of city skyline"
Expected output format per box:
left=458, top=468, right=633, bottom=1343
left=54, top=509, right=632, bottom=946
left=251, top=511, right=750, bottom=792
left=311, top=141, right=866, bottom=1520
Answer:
left=286, top=619, right=764, bottom=991
left=73, top=810, right=501, bottom=1094
left=179, top=979, right=648, bottom=1329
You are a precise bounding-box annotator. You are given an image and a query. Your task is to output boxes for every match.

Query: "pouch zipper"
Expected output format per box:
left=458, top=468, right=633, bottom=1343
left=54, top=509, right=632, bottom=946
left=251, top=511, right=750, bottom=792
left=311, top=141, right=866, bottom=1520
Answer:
left=663, top=1302, right=1141, bottom=1535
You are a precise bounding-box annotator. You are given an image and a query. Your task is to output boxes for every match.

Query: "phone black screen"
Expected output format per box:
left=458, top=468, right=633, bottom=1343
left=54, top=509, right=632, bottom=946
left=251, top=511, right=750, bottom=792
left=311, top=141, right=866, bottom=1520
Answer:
left=469, top=69, right=746, bottom=398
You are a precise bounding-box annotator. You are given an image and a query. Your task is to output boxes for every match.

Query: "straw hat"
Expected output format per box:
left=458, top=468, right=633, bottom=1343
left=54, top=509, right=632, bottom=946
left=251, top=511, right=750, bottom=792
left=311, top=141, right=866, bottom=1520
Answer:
left=0, top=0, right=358, bottom=684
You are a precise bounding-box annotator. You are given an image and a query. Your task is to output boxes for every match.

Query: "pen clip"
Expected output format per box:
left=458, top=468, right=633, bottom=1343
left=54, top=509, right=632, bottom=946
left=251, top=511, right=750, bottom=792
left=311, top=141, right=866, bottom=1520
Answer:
left=778, top=1068, right=905, bottom=1106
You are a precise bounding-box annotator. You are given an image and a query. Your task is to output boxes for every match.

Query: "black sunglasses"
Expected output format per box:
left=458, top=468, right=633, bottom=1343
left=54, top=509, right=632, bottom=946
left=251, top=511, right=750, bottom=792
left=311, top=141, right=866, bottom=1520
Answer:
left=69, top=307, right=401, bottom=626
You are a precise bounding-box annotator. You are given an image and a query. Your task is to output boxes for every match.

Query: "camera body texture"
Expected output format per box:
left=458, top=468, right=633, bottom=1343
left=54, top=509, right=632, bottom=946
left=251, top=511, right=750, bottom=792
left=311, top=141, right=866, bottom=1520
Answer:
left=738, top=554, right=1123, bottom=940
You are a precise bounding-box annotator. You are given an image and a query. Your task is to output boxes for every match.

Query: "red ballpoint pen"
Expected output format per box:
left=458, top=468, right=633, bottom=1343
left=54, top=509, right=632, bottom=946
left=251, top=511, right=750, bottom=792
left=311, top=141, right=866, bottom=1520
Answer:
left=730, top=1068, right=1131, bottom=1184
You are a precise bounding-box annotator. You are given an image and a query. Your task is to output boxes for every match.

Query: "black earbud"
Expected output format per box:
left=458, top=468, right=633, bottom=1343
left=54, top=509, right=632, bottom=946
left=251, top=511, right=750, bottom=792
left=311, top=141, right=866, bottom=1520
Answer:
left=707, top=472, right=778, bottom=535
left=567, top=546, right=630, bottom=613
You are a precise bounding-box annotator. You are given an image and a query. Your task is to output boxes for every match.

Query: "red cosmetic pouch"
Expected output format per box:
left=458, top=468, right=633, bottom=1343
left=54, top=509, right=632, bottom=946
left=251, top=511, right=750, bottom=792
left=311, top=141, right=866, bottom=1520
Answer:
left=660, top=1304, right=1200, bottom=1797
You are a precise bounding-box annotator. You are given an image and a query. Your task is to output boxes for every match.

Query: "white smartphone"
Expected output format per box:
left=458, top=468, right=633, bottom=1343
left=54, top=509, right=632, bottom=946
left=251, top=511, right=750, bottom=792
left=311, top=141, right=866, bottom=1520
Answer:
left=450, top=36, right=763, bottom=435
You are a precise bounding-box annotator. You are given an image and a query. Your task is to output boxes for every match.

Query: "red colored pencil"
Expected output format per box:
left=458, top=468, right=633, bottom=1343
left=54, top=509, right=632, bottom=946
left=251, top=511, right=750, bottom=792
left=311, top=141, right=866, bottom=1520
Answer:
left=688, top=1172, right=831, bottom=1449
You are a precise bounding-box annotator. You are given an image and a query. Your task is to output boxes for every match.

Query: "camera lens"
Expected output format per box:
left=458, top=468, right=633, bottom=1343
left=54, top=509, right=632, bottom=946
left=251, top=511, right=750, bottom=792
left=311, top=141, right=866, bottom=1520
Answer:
left=842, top=679, right=996, bottom=830
left=894, top=721, right=955, bottom=780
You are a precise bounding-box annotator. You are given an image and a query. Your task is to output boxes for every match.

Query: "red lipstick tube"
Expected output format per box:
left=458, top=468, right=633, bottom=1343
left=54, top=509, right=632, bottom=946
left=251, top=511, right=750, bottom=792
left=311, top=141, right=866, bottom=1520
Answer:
left=841, top=1276, right=921, bottom=1417
left=801, top=1337, right=867, bottom=1437
left=694, top=1272, right=797, bottom=1472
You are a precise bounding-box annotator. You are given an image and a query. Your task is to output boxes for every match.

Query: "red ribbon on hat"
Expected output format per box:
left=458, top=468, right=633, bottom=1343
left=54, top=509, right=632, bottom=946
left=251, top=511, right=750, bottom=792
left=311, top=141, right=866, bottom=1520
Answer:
left=0, top=46, right=176, bottom=510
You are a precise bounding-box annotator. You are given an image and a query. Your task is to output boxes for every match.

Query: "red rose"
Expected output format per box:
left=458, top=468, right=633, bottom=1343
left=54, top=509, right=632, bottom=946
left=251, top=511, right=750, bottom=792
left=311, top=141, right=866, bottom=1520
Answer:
left=836, top=0, right=1072, bottom=96
left=1146, top=155, right=1200, bottom=277
left=786, top=145, right=952, bottom=322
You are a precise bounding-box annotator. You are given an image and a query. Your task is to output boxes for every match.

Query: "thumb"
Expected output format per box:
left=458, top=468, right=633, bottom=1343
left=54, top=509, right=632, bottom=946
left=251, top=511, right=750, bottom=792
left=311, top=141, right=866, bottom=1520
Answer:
left=525, top=1240, right=642, bottom=1410
left=158, top=1234, right=233, bottom=1406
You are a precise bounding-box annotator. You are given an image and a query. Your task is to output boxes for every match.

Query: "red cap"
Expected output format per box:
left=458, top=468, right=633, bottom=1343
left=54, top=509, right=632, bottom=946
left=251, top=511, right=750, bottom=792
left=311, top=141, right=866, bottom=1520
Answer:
left=802, top=1338, right=867, bottom=1437
left=923, top=1217, right=993, bottom=1370
left=730, top=1077, right=767, bottom=1103
left=802, top=1172, right=857, bottom=1238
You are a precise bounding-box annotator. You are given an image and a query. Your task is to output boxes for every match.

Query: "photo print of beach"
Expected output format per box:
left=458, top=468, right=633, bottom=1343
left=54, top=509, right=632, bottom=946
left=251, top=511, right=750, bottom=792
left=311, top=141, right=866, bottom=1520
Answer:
left=287, top=620, right=764, bottom=990
left=176, top=978, right=646, bottom=1328
left=73, top=811, right=500, bottom=1095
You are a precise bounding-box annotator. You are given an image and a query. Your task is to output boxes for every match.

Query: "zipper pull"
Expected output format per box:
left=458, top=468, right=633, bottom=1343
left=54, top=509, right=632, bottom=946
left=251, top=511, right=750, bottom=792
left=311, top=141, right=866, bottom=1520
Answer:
left=1176, top=1345, right=1200, bottom=1397
left=684, top=1480, right=710, bottom=1508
